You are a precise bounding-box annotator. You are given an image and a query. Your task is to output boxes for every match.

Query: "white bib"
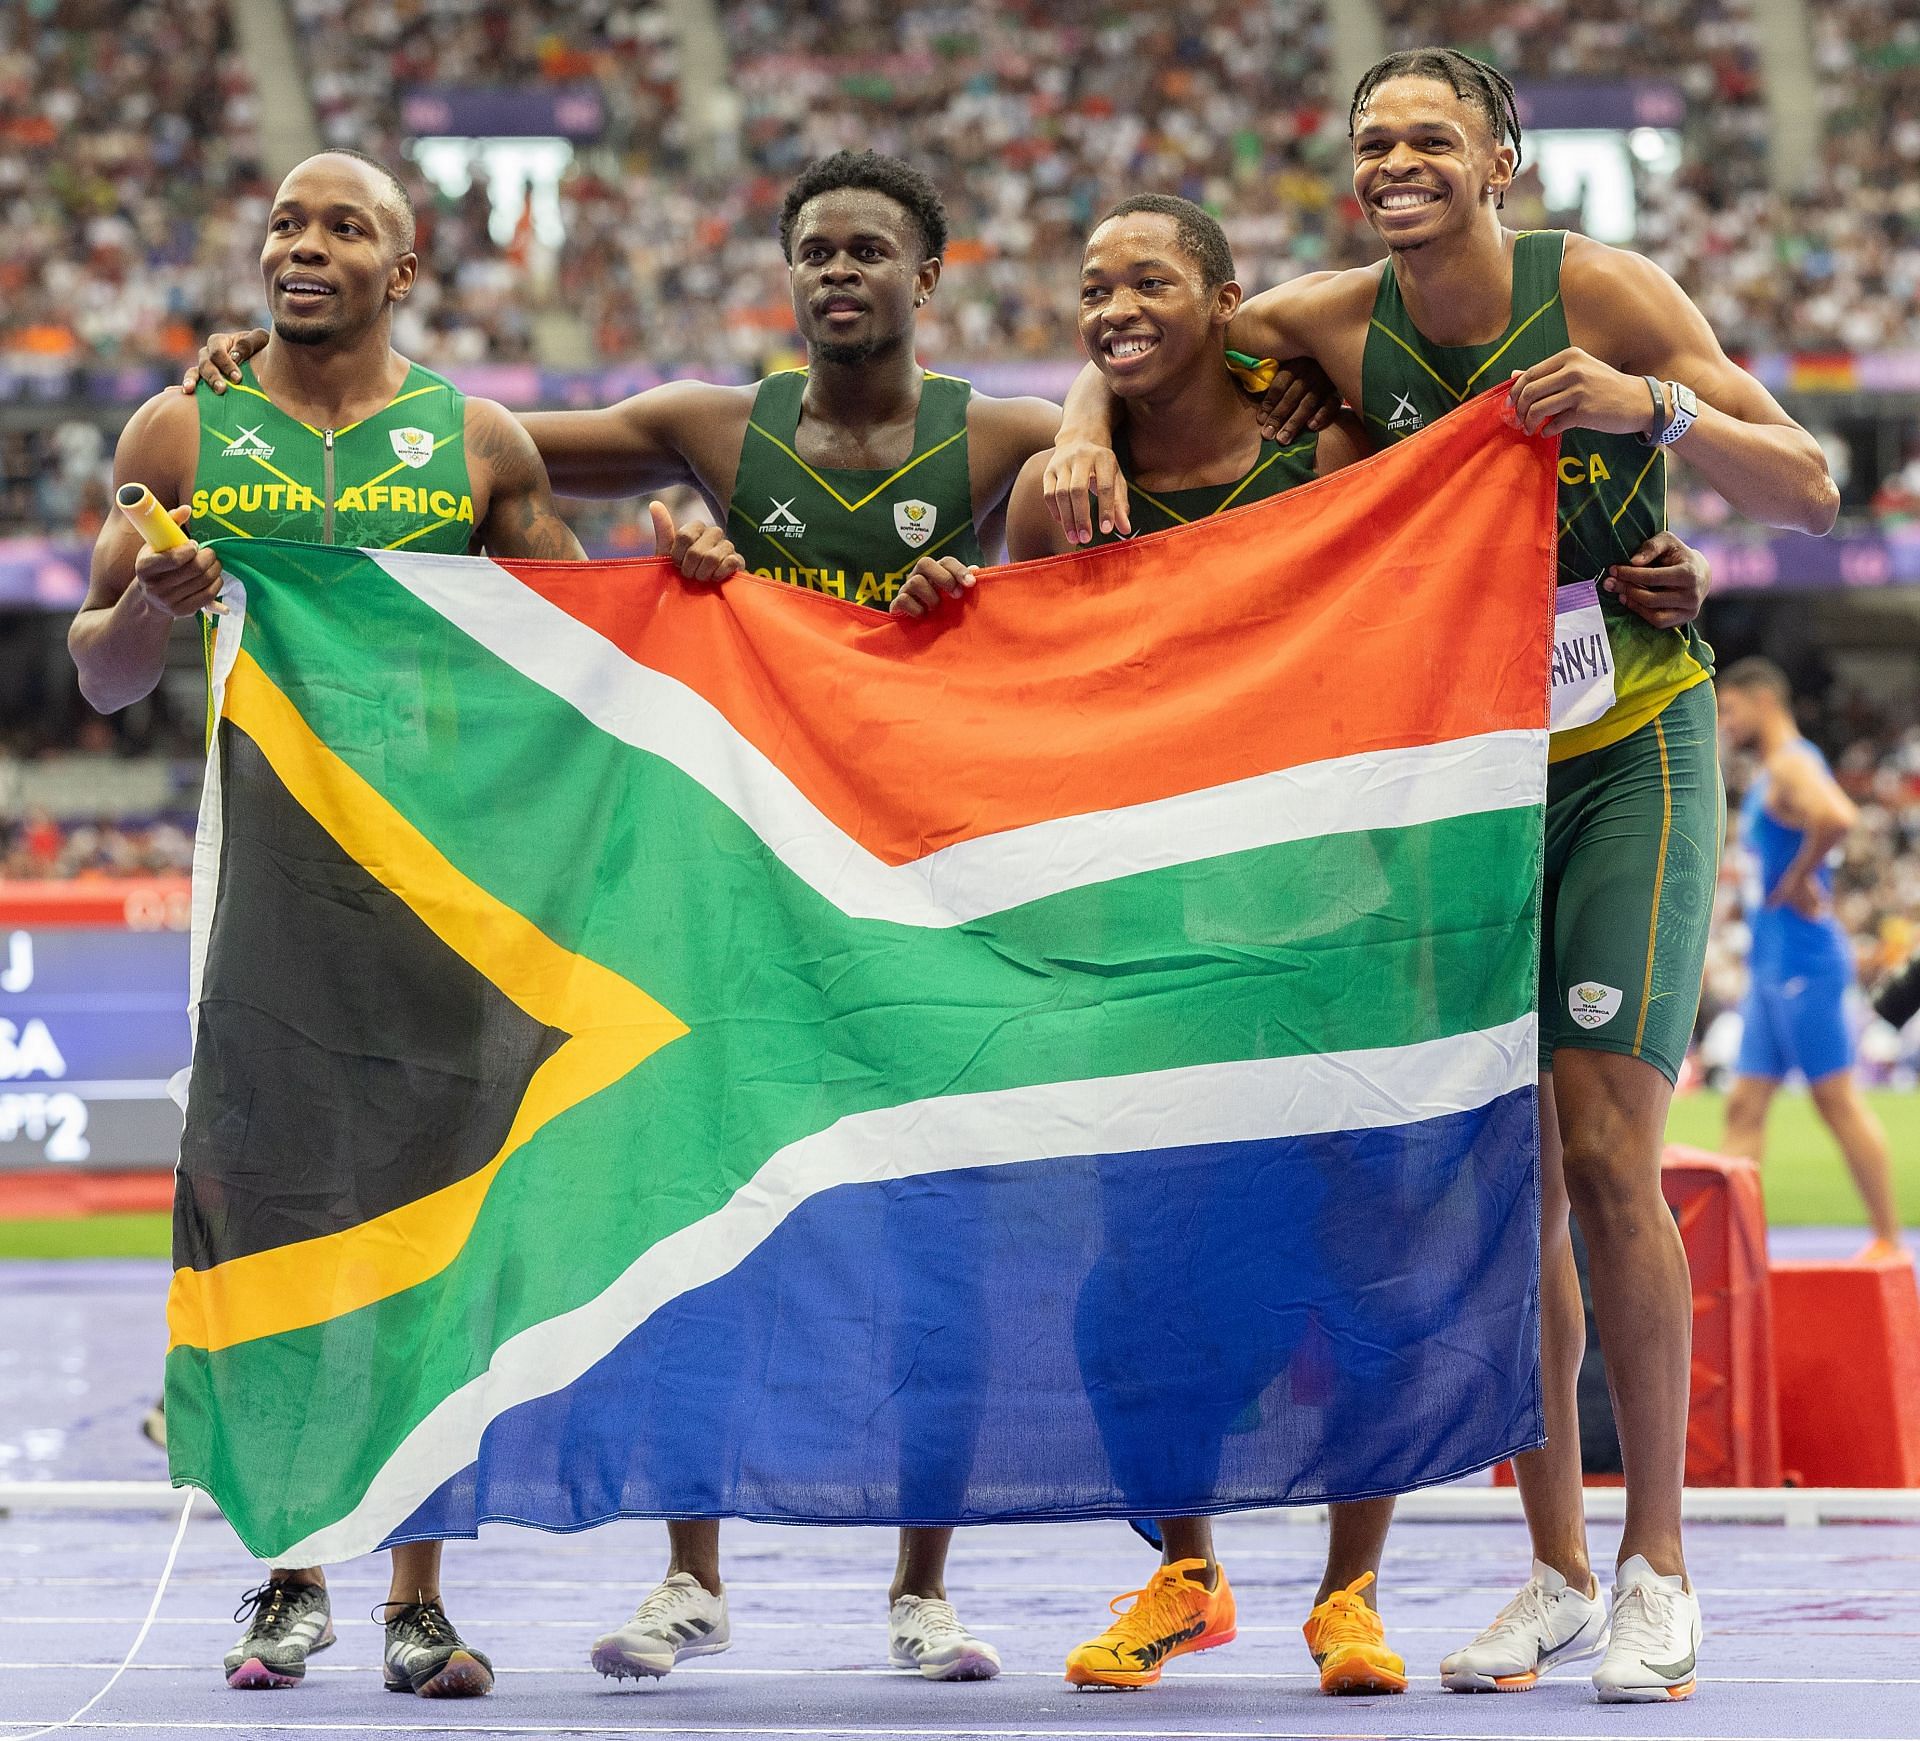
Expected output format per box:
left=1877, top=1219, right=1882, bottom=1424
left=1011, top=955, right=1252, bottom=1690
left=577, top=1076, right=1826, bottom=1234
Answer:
left=1551, top=580, right=1616, bottom=732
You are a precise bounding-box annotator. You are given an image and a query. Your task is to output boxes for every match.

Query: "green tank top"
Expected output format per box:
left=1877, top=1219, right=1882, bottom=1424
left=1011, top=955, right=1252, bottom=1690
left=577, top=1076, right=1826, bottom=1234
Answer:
left=1087, top=431, right=1319, bottom=547
left=1361, top=230, right=1711, bottom=758
left=189, top=359, right=474, bottom=553
left=727, top=369, right=983, bottom=610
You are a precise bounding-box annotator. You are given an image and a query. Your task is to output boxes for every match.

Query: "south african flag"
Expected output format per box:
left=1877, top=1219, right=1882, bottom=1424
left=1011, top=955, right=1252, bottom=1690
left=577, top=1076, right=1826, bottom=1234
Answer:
left=166, top=388, right=1556, bottom=1566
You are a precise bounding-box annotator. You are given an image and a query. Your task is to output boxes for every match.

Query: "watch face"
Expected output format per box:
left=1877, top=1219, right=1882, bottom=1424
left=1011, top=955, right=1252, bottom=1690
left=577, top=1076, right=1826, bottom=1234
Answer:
left=1675, top=383, right=1699, bottom=415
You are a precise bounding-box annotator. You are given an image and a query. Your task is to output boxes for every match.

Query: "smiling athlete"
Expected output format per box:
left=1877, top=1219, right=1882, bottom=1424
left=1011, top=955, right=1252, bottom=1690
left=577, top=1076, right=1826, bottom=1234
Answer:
left=1046, top=46, right=1837, bottom=1704
left=71, top=147, right=591, bottom=1702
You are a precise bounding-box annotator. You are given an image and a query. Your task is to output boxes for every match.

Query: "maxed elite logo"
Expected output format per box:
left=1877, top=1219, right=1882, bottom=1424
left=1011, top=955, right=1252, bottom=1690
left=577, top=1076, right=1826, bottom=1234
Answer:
left=759, top=496, right=806, bottom=539
left=1386, top=391, right=1424, bottom=435
left=1568, top=982, right=1623, bottom=1029
left=221, top=424, right=275, bottom=460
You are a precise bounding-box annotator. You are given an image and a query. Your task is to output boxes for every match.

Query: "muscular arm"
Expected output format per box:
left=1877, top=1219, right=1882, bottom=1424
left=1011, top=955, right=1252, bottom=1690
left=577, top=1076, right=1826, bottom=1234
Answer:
left=1552, top=242, right=1840, bottom=535
left=966, top=394, right=1063, bottom=557
left=1006, top=451, right=1072, bottom=561
left=1766, top=744, right=1857, bottom=907
left=467, top=399, right=587, bottom=560
left=68, top=393, right=213, bottom=714
left=518, top=380, right=749, bottom=501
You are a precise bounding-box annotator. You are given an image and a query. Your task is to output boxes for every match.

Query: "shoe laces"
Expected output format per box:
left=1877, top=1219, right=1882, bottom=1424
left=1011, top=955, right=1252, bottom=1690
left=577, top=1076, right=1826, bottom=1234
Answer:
left=1474, top=1576, right=1553, bottom=1646
left=903, top=1597, right=966, bottom=1641
left=234, top=1580, right=309, bottom=1630
left=1104, top=1559, right=1208, bottom=1642
left=629, top=1576, right=709, bottom=1628
left=1608, top=1579, right=1679, bottom=1657
left=1312, top=1571, right=1384, bottom=1647
left=375, top=1597, right=457, bottom=1646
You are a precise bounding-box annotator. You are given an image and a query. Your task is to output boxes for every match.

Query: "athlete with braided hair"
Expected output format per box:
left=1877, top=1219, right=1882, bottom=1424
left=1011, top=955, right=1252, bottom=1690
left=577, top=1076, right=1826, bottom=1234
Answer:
left=1047, top=44, right=1837, bottom=1703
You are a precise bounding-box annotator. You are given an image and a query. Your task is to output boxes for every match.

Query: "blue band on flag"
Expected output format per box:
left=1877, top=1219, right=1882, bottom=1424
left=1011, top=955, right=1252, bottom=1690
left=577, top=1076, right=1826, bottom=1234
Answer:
left=388, top=1087, right=1542, bottom=1541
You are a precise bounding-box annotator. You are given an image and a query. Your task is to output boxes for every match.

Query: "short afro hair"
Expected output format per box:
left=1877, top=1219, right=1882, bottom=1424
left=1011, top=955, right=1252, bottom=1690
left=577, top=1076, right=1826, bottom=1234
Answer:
left=1094, top=194, right=1235, bottom=291
left=777, top=150, right=948, bottom=263
left=1349, top=47, right=1524, bottom=175
left=302, top=148, right=417, bottom=251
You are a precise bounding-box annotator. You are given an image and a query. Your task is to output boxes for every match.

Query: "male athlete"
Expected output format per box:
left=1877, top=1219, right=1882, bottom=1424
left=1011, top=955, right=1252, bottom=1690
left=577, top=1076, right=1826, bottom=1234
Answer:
left=1047, top=47, right=1837, bottom=1703
left=189, top=147, right=1336, bottom=1686
left=71, top=148, right=598, bottom=1702
left=1011, top=191, right=1709, bottom=1698
left=1716, top=659, right=1904, bottom=1258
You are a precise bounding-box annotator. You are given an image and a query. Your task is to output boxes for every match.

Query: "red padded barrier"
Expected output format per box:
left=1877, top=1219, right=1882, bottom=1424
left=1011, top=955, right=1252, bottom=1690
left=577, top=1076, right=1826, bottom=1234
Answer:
left=1662, top=1146, right=1781, bottom=1488
left=1770, top=1253, right=1920, bottom=1487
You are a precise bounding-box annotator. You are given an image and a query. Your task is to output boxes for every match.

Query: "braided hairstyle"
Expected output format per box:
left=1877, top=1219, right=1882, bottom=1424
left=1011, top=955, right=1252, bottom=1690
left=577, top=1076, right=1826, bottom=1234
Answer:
left=1348, top=48, right=1523, bottom=207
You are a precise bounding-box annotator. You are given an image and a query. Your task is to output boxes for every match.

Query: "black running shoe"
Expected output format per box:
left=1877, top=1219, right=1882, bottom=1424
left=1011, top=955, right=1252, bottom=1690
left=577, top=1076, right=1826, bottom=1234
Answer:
left=380, top=1599, right=494, bottom=1697
left=225, top=1579, right=334, bottom=1689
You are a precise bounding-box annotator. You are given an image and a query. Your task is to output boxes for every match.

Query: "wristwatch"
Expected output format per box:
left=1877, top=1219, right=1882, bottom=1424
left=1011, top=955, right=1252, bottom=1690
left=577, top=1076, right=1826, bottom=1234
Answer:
left=1639, top=379, right=1699, bottom=447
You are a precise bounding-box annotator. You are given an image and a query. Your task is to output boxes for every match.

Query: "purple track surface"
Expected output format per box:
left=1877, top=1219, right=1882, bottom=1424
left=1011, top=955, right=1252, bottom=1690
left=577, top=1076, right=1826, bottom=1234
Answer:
left=4, top=1252, right=1918, bottom=1741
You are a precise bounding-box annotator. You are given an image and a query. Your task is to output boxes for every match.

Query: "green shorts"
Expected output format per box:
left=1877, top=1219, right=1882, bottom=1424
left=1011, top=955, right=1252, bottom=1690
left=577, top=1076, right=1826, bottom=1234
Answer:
left=1540, top=680, right=1724, bottom=1084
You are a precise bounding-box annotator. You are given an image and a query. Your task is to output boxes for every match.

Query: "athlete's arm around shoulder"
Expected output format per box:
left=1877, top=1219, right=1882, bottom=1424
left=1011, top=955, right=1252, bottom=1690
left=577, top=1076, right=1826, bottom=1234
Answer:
left=966, top=392, right=1062, bottom=523
left=518, top=379, right=755, bottom=504
left=1226, top=267, right=1376, bottom=390
left=1005, top=451, right=1073, bottom=562
left=69, top=391, right=220, bottom=714
left=466, top=398, right=587, bottom=560
left=1514, top=236, right=1839, bottom=535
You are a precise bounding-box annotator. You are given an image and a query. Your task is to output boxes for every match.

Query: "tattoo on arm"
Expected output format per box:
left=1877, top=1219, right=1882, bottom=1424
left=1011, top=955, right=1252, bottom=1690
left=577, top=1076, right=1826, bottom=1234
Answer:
left=470, top=403, right=587, bottom=561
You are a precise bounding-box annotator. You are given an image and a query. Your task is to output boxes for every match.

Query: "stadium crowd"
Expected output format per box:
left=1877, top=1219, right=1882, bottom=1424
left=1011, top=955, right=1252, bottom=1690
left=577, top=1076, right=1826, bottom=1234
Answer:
left=7, top=0, right=1920, bottom=383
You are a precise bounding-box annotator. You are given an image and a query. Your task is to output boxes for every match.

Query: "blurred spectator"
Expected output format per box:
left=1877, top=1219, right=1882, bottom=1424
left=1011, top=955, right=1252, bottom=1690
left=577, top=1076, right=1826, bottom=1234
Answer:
left=0, top=812, right=195, bottom=881
left=0, top=0, right=268, bottom=374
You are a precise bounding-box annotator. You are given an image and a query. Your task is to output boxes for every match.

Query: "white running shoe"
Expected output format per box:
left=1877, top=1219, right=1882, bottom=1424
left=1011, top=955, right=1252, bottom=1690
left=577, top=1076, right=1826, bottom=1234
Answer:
left=888, top=1595, right=1002, bottom=1681
left=590, top=1572, right=731, bottom=1680
left=1593, top=1555, right=1700, bottom=1703
left=1440, top=1558, right=1608, bottom=1692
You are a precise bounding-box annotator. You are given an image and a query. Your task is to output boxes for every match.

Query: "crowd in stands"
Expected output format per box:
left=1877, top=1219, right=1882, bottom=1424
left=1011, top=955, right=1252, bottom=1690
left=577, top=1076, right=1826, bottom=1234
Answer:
left=5, top=1, right=1920, bottom=379
left=0, top=0, right=267, bottom=376
left=0, top=810, right=194, bottom=881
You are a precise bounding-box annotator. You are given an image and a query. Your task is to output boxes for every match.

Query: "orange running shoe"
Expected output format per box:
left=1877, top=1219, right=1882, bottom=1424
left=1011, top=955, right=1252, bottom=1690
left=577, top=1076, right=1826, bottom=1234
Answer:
left=1856, top=1237, right=1911, bottom=1265
left=1064, top=1559, right=1237, bottom=1689
left=1302, top=1572, right=1407, bottom=1695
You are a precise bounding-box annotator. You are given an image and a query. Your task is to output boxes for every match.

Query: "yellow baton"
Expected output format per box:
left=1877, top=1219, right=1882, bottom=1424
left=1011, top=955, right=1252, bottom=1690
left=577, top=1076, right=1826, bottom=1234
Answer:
left=116, top=483, right=228, bottom=614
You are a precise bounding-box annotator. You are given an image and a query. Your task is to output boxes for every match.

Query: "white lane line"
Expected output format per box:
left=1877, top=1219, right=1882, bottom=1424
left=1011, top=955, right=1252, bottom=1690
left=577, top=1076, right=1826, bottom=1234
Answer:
left=2, top=1662, right=1919, bottom=1687
left=0, top=1722, right=1905, bottom=1741
left=12, top=1576, right=1920, bottom=1599
left=2, top=1491, right=194, bottom=1741
left=5, top=1617, right=1919, bottom=1641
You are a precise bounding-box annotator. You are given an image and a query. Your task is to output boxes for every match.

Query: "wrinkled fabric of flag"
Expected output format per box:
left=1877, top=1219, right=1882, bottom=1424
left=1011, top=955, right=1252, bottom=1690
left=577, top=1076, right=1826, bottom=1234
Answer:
left=165, top=388, right=1557, bottom=1566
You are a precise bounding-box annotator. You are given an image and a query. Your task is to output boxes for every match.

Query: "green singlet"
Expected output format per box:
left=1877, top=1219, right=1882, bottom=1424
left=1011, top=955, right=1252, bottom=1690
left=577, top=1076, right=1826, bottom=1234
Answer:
left=1360, top=229, right=1712, bottom=763
left=1086, top=431, right=1319, bottom=547
left=189, top=359, right=474, bottom=554
left=727, top=369, right=983, bottom=609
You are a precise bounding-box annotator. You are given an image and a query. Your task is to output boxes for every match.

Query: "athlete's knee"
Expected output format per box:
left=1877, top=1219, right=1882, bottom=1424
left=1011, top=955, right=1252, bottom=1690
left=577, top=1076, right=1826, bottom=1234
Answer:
left=1807, top=1070, right=1860, bottom=1120
left=1559, top=1124, right=1668, bottom=1245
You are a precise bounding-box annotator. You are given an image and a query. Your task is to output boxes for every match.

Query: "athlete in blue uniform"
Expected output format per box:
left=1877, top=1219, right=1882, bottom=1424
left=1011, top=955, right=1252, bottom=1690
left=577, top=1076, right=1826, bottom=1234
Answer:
left=1717, top=659, right=1903, bottom=1258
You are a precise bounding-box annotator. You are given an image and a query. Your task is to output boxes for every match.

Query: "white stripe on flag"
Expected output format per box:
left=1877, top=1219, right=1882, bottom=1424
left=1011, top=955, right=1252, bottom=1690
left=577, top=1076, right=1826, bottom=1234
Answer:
left=371, top=552, right=1546, bottom=929
left=277, top=1013, right=1536, bottom=1566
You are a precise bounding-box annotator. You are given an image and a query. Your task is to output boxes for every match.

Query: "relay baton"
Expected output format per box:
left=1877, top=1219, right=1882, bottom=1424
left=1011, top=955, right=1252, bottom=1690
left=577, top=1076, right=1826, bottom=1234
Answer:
left=116, top=482, right=229, bottom=614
